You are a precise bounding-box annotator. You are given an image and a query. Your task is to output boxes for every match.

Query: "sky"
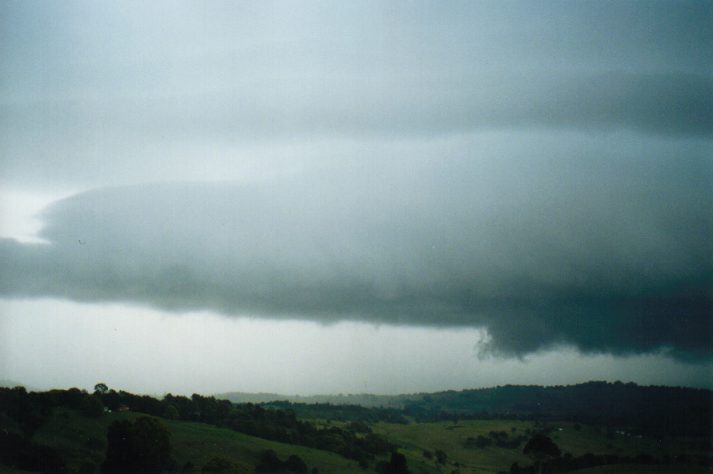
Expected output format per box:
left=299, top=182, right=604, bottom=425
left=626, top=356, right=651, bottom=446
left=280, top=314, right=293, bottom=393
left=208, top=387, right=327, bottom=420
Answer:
left=1, top=0, right=712, bottom=395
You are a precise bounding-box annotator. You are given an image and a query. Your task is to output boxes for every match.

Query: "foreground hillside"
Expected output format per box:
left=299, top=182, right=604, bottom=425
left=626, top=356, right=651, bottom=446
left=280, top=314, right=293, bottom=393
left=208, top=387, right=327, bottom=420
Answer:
left=34, top=408, right=363, bottom=473
left=1, top=383, right=711, bottom=473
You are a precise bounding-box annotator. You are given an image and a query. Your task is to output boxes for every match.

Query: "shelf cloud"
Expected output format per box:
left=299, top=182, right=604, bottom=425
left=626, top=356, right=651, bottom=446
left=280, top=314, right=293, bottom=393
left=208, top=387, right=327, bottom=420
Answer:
left=2, top=154, right=710, bottom=360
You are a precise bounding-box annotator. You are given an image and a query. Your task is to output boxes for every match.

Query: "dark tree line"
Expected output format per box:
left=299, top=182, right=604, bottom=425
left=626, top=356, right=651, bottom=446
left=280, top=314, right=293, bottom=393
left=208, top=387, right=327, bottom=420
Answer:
left=263, top=401, right=409, bottom=424
left=102, top=417, right=173, bottom=473
left=0, top=386, right=104, bottom=436
left=255, top=450, right=308, bottom=474
left=464, top=430, right=528, bottom=449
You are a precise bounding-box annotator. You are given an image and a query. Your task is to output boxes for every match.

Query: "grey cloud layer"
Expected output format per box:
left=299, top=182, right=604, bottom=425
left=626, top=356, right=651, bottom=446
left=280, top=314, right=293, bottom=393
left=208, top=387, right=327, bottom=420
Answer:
left=2, top=72, right=710, bottom=188
left=4, top=73, right=711, bottom=139
left=1, top=1, right=711, bottom=188
left=1, top=154, right=710, bottom=359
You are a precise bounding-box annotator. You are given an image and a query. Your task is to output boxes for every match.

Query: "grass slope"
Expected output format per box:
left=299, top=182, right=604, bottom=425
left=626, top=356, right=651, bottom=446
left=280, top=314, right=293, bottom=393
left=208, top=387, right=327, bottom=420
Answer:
left=32, top=408, right=363, bottom=473
left=165, top=417, right=363, bottom=473
left=374, top=419, right=533, bottom=473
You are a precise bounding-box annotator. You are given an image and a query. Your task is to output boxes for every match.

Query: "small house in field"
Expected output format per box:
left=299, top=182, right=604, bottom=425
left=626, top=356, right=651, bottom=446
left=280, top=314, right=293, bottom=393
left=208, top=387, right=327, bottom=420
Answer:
left=117, top=404, right=130, bottom=412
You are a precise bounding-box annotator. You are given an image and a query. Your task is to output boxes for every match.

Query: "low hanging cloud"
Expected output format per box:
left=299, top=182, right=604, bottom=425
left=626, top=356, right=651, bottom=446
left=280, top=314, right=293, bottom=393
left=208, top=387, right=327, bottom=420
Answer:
left=1, top=153, right=710, bottom=360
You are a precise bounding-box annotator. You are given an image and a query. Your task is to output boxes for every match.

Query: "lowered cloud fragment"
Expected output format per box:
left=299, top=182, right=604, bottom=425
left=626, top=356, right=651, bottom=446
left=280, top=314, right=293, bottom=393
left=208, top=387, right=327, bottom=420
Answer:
left=1, top=153, right=710, bottom=360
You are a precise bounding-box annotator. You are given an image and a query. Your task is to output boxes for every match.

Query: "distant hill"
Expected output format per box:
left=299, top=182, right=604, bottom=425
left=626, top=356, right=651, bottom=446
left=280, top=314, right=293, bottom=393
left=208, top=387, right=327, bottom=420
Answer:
left=214, top=391, right=402, bottom=407
left=219, top=381, right=713, bottom=437
left=397, top=381, right=712, bottom=435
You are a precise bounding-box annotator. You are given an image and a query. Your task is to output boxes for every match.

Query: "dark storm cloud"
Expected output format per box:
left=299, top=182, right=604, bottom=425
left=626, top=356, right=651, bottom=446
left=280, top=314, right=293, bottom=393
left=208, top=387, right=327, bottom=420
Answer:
left=1, top=154, right=711, bottom=360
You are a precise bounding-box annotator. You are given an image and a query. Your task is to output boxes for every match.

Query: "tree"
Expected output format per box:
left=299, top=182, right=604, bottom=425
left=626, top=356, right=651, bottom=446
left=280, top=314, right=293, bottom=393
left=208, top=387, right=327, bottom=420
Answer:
left=94, top=383, right=109, bottom=395
left=164, top=403, right=180, bottom=420
left=201, top=457, right=241, bottom=473
left=523, top=434, right=560, bottom=474
left=255, top=450, right=307, bottom=473
left=101, top=417, right=173, bottom=473
left=284, top=455, right=308, bottom=474
left=376, top=451, right=409, bottom=474
left=80, top=394, right=105, bottom=418
left=0, top=431, right=67, bottom=472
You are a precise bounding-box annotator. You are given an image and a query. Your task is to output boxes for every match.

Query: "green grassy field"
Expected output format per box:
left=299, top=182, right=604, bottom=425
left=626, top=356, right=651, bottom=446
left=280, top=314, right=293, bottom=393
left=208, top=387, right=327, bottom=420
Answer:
left=165, top=418, right=365, bottom=473
left=374, top=419, right=532, bottom=473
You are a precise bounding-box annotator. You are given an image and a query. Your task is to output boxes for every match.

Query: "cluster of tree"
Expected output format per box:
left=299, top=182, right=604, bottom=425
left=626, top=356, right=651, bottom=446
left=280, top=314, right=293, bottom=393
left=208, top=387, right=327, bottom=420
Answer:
left=0, top=430, right=67, bottom=472
left=511, top=433, right=712, bottom=473
left=102, top=416, right=174, bottom=473
left=255, top=450, right=308, bottom=474
left=0, top=386, right=51, bottom=436
left=522, top=434, right=561, bottom=474
left=198, top=457, right=242, bottom=473
left=96, top=386, right=167, bottom=419
left=0, top=386, right=103, bottom=436
left=263, top=401, right=409, bottom=424
left=420, top=449, right=447, bottom=465
left=464, top=430, right=528, bottom=449
left=375, top=451, right=409, bottom=474
left=511, top=451, right=713, bottom=473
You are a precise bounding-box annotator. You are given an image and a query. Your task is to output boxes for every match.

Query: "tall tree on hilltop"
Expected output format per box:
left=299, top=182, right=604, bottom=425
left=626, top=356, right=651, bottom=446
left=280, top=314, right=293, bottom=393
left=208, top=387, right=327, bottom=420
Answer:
left=523, top=434, right=561, bottom=474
